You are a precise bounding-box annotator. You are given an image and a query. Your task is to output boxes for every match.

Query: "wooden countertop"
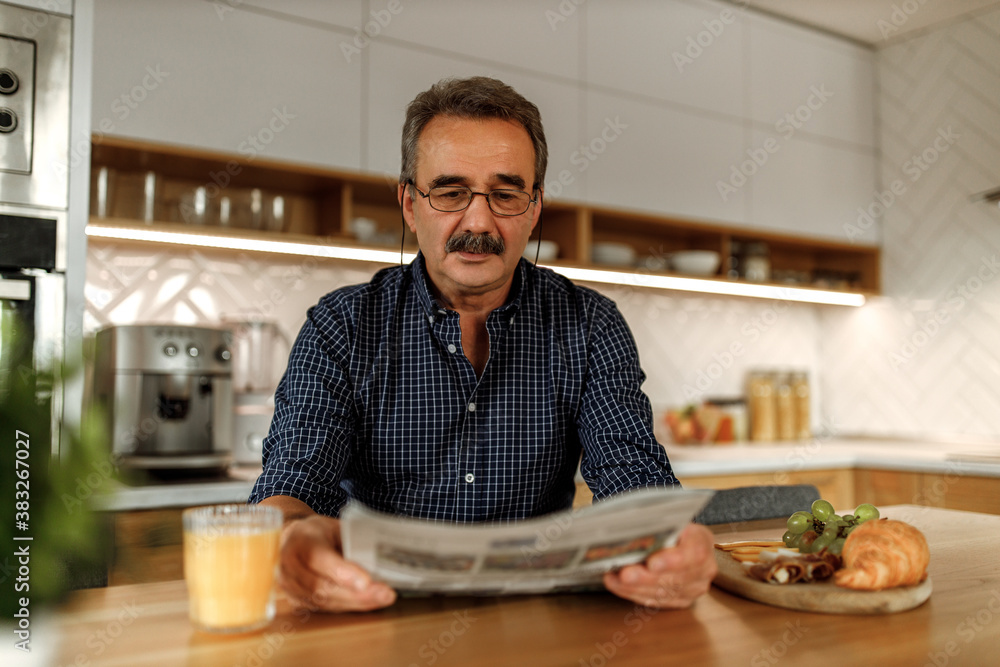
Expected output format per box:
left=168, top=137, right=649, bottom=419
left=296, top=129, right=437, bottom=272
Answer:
left=52, top=505, right=1000, bottom=666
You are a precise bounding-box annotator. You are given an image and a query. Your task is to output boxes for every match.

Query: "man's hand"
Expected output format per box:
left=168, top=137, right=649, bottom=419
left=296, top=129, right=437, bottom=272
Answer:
left=602, top=523, right=717, bottom=608
left=261, top=496, right=396, bottom=612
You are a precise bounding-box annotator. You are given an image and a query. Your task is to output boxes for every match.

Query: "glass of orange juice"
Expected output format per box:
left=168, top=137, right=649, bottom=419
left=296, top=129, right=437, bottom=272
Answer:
left=182, top=504, right=282, bottom=633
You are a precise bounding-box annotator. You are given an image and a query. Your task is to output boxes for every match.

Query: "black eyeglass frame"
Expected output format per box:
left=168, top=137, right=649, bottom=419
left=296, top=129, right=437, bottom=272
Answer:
left=407, top=181, right=538, bottom=217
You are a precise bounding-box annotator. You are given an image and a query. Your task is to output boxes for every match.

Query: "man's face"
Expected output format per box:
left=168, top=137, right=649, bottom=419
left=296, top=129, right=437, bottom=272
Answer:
left=399, top=115, right=542, bottom=303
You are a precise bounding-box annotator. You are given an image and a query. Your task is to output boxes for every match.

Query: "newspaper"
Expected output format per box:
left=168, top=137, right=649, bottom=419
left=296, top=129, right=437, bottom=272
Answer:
left=341, top=487, right=714, bottom=595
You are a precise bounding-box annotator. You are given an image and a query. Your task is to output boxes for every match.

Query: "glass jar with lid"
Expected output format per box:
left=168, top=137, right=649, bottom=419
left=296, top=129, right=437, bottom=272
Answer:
left=743, top=242, right=770, bottom=282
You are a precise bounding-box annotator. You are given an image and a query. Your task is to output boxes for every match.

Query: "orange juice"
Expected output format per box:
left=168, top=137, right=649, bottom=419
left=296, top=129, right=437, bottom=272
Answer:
left=182, top=505, right=282, bottom=633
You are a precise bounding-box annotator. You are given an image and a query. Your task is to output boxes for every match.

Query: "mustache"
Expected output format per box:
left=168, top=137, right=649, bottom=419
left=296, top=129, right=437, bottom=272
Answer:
left=445, top=232, right=506, bottom=256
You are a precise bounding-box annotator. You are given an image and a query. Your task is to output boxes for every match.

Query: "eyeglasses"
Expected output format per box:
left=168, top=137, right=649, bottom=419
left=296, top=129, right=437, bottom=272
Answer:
left=409, top=183, right=537, bottom=217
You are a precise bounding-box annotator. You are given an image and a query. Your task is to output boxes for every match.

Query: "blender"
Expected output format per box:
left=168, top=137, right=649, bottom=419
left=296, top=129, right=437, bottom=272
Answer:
left=224, top=318, right=290, bottom=466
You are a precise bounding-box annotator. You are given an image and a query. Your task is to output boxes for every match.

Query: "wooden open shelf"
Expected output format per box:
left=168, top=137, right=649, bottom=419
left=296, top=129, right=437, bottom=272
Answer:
left=89, top=136, right=880, bottom=296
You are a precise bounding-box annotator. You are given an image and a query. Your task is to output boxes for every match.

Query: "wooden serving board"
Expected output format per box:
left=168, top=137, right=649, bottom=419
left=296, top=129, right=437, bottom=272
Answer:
left=712, top=550, right=932, bottom=615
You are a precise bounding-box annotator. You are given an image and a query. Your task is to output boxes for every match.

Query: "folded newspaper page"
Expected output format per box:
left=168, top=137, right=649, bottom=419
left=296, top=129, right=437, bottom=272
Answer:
left=341, top=487, right=714, bottom=595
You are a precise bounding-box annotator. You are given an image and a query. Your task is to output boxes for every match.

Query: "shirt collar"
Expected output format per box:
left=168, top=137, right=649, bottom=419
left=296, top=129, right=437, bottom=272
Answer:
left=409, top=252, right=529, bottom=320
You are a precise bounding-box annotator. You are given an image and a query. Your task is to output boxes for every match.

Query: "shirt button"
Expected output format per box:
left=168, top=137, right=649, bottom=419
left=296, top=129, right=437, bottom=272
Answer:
left=465, top=473, right=475, bottom=483
left=447, top=344, right=457, bottom=354
left=427, top=315, right=434, bottom=324
left=468, top=402, right=476, bottom=412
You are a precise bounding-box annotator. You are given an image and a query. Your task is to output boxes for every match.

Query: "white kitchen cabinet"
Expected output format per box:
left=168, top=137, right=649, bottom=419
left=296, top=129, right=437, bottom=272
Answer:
left=91, top=0, right=361, bottom=170
left=365, top=43, right=584, bottom=200
left=747, top=12, right=876, bottom=150
left=375, top=0, right=581, bottom=80
left=583, top=89, right=748, bottom=224
left=749, top=129, right=879, bottom=244
left=586, top=0, right=746, bottom=119
left=235, top=0, right=363, bottom=27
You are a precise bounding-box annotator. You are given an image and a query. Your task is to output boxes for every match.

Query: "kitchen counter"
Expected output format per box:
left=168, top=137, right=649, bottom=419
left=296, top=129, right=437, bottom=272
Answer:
left=667, top=436, right=1000, bottom=478
left=51, top=506, right=1000, bottom=666
left=92, top=438, right=1000, bottom=513
left=91, top=466, right=261, bottom=512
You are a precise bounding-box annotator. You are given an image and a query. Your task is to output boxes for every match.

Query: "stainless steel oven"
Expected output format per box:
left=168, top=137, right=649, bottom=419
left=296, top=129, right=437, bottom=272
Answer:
left=1, top=1, right=77, bottom=455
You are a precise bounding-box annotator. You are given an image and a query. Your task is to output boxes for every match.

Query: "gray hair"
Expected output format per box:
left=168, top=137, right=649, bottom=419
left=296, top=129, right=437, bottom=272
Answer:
left=400, top=76, right=548, bottom=191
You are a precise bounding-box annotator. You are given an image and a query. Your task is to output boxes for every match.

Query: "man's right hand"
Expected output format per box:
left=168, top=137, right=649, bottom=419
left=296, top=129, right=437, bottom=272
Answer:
left=261, top=496, right=397, bottom=612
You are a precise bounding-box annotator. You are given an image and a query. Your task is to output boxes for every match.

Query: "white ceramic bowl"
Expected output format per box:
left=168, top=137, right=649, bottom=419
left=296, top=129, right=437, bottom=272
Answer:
left=591, top=242, right=637, bottom=267
left=670, top=250, right=721, bottom=276
left=523, top=240, right=559, bottom=261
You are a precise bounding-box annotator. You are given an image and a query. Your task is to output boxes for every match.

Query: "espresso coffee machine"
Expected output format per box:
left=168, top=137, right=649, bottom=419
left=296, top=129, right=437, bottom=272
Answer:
left=92, top=325, right=234, bottom=473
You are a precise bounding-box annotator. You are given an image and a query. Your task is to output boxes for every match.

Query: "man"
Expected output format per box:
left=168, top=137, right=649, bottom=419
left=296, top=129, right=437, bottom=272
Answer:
left=250, top=76, right=716, bottom=612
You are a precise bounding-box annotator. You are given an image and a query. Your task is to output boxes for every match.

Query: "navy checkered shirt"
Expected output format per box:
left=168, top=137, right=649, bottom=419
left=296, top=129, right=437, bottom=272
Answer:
left=248, top=253, right=678, bottom=522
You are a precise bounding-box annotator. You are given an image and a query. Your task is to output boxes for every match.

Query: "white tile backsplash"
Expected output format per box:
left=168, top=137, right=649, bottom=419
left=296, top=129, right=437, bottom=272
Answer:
left=820, top=6, right=1000, bottom=439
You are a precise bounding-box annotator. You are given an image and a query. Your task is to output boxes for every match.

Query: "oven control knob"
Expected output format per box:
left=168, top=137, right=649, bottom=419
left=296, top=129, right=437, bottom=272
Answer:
left=215, top=347, right=231, bottom=362
left=0, top=108, right=17, bottom=133
left=162, top=343, right=179, bottom=357
left=187, top=345, right=200, bottom=358
left=0, top=69, right=18, bottom=95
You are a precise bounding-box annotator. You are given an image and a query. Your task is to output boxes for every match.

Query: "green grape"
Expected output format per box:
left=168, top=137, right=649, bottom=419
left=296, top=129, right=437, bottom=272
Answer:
left=811, top=499, right=835, bottom=521
left=821, top=520, right=841, bottom=536
left=854, top=503, right=880, bottom=522
left=811, top=532, right=836, bottom=552
left=782, top=530, right=798, bottom=548
left=828, top=514, right=842, bottom=523
left=797, top=530, right=819, bottom=553
left=786, top=511, right=812, bottom=535
left=828, top=537, right=846, bottom=555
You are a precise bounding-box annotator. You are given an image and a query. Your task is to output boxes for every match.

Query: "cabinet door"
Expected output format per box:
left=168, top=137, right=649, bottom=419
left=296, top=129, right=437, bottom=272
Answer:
left=584, top=90, right=748, bottom=225
left=748, top=129, right=879, bottom=244
left=748, top=12, right=876, bottom=149
left=586, top=0, right=746, bottom=118
left=91, top=0, right=361, bottom=170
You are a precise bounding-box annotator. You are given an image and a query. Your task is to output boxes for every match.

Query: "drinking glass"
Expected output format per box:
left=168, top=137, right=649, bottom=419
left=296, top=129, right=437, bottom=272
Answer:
left=182, top=504, right=282, bottom=633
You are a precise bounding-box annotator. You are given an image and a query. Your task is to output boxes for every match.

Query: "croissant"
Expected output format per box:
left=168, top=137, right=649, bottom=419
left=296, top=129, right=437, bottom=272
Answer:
left=834, top=519, right=929, bottom=590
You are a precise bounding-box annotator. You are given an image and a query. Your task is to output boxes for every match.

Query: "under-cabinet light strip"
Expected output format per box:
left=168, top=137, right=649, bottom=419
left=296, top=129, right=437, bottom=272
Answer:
left=85, top=224, right=866, bottom=307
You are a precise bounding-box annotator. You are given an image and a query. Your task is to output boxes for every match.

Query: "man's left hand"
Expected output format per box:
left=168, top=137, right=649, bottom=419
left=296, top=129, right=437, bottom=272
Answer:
left=602, top=523, right=717, bottom=608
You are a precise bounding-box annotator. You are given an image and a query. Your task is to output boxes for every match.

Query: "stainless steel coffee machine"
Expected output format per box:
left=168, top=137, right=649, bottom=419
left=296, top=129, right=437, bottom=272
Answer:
left=92, top=325, right=234, bottom=472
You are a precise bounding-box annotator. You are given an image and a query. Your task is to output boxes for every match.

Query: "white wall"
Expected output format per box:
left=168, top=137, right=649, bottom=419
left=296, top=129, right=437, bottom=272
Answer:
left=86, top=0, right=901, bottom=437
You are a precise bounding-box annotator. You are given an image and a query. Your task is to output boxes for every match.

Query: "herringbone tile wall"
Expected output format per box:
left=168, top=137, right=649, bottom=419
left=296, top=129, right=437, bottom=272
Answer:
left=820, top=7, right=1000, bottom=439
